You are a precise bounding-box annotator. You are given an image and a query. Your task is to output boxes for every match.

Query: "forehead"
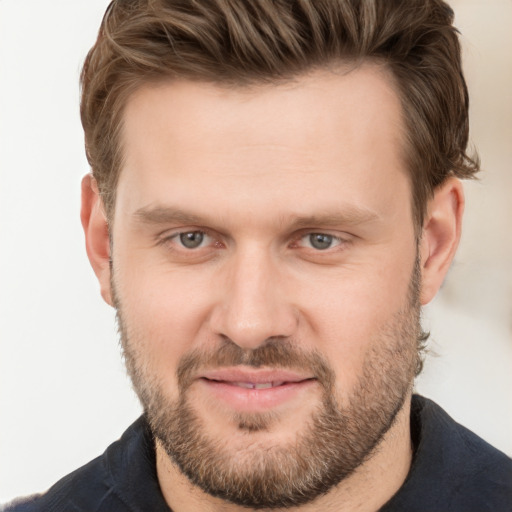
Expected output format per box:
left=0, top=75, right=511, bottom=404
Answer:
left=116, top=64, right=409, bottom=227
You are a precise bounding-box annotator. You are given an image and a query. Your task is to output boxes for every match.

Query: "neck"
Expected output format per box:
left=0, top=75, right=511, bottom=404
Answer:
left=156, top=395, right=413, bottom=512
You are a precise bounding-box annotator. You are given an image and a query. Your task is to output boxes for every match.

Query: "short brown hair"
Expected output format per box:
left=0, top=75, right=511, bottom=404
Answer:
left=80, top=0, right=479, bottom=227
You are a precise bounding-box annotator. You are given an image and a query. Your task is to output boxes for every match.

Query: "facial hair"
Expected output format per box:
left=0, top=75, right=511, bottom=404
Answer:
left=114, top=264, right=421, bottom=509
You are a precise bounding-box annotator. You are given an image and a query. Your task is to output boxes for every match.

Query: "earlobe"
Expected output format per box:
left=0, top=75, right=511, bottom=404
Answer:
left=80, top=174, right=114, bottom=306
left=419, top=177, right=465, bottom=305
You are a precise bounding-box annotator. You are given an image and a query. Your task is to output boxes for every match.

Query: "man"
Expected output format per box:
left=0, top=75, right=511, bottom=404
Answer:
left=5, top=0, right=512, bottom=511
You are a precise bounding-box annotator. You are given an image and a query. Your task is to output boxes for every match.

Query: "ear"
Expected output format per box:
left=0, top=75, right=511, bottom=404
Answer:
left=419, top=177, right=464, bottom=305
left=80, top=174, right=113, bottom=306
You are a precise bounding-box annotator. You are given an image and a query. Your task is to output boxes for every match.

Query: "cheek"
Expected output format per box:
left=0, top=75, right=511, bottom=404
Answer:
left=299, top=257, right=415, bottom=388
left=114, top=258, right=216, bottom=391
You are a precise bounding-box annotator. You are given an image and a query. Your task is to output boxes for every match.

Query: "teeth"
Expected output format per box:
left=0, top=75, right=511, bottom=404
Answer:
left=254, top=383, right=272, bottom=389
left=233, top=382, right=255, bottom=389
left=233, top=381, right=285, bottom=389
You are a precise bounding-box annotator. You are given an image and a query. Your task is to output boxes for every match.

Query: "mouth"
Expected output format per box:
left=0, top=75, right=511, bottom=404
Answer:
left=210, top=381, right=287, bottom=390
left=201, top=368, right=314, bottom=386
left=196, top=368, right=317, bottom=412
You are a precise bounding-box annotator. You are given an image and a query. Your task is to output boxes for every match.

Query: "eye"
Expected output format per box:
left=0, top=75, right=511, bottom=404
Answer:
left=177, top=231, right=209, bottom=249
left=301, top=233, right=342, bottom=250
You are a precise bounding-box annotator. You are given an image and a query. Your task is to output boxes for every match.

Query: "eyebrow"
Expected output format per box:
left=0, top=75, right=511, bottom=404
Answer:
left=133, top=205, right=381, bottom=230
left=134, top=206, right=204, bottom=226
left=283, top=209, right=381, bottom=230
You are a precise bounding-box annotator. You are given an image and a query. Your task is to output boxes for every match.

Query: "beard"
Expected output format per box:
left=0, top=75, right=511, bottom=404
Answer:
left=114, top=264, right=421, bottom=509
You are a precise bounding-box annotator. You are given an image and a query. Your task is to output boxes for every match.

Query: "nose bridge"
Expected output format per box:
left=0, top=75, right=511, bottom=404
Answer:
left=211, top=243, right=297, bottom=349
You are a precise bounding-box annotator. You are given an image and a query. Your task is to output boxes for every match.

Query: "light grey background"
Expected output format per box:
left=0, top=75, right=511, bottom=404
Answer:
left=1, top=0, right=511, bottom=503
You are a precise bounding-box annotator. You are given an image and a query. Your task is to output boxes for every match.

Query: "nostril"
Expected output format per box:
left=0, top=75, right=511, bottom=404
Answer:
left=208, top=294, right=299, bottom=351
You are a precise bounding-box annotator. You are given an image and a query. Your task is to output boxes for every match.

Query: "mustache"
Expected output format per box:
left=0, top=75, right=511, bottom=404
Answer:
left=176, top=337, right=335, bottom=393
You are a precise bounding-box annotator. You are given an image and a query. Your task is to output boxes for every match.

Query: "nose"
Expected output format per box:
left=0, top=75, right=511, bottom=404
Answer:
left=209, top=246, right=299, bottom=350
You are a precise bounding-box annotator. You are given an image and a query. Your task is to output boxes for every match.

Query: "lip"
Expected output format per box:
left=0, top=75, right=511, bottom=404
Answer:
left=201, top=367, right=313, bottom=384
left=197, top=367, right=317, bottom=412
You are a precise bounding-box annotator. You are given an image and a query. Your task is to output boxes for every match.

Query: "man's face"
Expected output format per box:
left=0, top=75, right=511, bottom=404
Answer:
left=111, top=65, right=420, bottom=507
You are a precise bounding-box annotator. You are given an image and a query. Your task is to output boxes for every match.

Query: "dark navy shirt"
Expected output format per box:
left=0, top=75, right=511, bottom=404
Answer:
left=4, top=396, right=512, bottom=511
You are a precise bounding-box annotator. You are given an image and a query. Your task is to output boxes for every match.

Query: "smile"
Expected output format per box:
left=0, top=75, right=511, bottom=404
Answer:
left=207, top=380, right=286, bottom=389
left=196, top=369, right=317, bottom=412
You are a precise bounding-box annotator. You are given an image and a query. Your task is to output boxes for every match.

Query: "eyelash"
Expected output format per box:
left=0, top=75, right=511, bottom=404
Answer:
left=159, top=229, right=218, bottom=250
left=158, top=229, right=350, bottom=254
left=295, top=233, right=346, bottom=251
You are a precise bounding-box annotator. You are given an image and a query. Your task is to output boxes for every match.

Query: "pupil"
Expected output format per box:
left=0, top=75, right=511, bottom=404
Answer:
left=310, top=233, right=332, bottom=250
left=180, top=231, right=204, bottom=248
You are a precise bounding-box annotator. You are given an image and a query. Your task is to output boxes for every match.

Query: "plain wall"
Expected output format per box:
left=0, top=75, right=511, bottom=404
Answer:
left=1, top=0, right=511, bottom=503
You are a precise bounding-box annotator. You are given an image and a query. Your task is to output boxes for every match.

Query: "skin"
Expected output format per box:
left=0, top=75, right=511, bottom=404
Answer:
left=81, top=64, right=464, bottom=511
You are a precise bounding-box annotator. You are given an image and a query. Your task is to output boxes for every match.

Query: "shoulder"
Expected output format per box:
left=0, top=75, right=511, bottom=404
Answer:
left=415, top=395, right=512, bottom=474
left=2, top=417, right=149, bottom=512
left=382, top=395, right=512, bottom=512
left=2, top=455, right=113, bottom=512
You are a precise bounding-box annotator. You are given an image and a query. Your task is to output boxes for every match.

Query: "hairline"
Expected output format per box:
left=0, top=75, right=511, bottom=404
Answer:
left=101, top=57, right=423, bottom=236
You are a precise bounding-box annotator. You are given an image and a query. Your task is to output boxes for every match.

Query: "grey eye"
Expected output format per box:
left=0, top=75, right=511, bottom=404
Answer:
left=308, top=233, right=333, bottom=250
left=179, top=231, right=205, bottom=249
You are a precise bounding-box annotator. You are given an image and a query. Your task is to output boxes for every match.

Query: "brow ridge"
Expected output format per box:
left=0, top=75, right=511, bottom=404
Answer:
left=133, top=204, right=381, bottom=230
